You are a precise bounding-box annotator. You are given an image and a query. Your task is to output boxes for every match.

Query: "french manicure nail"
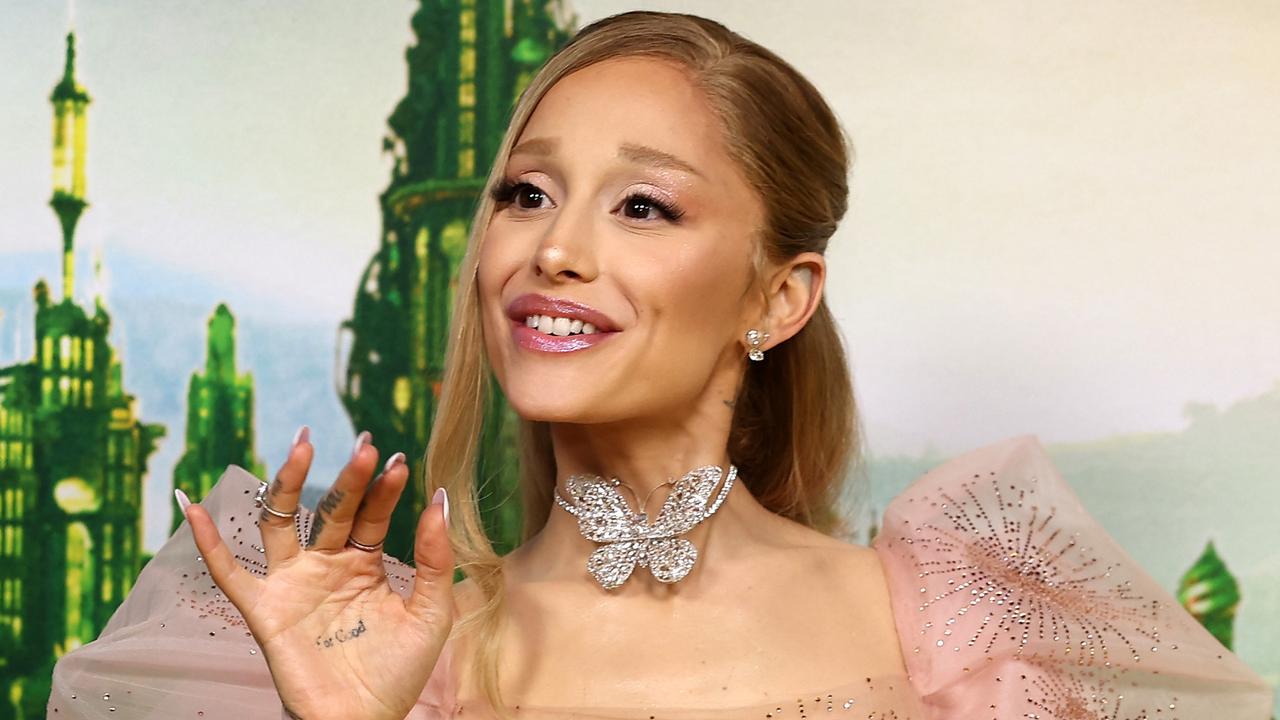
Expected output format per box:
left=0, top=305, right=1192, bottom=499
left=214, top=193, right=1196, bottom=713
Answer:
left=291, top=425, right=310, bottom=448
left=351, top=430, right=371, bottom=459
left=432, top=487, right=450, bottom=529
left=174, top=488, right=192, bottom=515
left=383, top=451, right=406, bottom=473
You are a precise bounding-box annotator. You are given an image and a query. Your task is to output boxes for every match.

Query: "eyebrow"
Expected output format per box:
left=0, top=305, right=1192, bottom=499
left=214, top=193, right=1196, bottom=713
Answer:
left=509, top=136, right=704, bottom=179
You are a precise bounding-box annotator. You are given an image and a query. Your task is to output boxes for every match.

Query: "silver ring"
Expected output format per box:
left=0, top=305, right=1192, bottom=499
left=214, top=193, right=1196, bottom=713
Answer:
left=346, top=536, right=384, bottom=553
left=253, top=481, right=298, bottom=519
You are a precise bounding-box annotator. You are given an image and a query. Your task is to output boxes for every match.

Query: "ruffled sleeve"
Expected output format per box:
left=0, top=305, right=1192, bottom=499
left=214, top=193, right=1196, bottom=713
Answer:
left=48, top=464, right=459, bottom=719
left=871, top=434, right=1274, bottom=719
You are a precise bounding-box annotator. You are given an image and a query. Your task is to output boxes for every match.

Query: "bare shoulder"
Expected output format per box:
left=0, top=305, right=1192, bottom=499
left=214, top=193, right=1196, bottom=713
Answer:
left=764, top=513, right=886, bottom=585
left=771, top=523, right=908, bottom=674
left=790, top=529, right=893, bottom=608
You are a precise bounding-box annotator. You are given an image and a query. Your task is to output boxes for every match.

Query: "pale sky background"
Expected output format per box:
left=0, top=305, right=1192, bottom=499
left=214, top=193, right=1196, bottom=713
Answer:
left=2, top=0, right=1276, bottom=462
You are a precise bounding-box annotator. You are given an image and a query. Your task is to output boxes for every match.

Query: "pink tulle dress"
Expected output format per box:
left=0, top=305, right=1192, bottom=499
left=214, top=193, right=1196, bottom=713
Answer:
left=48, top=435, right=1274, bottom=718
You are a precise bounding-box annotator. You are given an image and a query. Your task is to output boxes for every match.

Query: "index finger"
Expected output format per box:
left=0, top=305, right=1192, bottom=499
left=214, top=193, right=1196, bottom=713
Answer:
left=258, top=425, right=313, bottom=570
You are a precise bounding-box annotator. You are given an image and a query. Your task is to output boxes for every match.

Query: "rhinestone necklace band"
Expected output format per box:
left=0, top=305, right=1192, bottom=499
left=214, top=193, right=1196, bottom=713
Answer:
left=553, top=464, right=738, bottom=590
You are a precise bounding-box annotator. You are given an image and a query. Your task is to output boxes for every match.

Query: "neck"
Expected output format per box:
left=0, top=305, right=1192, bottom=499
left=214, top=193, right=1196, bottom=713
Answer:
left=550, top=416, right=733, bottom=498
left=507, top=376, right=781, bottom=594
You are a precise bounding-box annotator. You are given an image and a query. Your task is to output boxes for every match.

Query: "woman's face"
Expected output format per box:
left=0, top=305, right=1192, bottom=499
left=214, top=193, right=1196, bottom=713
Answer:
left=477, top=56, right=767, bottom=424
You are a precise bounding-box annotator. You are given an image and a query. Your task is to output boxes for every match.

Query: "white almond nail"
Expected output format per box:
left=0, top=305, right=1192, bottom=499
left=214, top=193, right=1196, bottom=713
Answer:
left=432, top=487, right=450, bottom=529
left=174, top=488, right=192, bottom=514
left=383, top=451, right=406, bottom=473
left=352, top=430, right=371, bottom=459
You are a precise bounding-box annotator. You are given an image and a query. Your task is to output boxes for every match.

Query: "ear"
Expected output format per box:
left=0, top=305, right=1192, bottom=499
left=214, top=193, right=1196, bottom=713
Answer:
left=749, top=252, right=826, bottom=353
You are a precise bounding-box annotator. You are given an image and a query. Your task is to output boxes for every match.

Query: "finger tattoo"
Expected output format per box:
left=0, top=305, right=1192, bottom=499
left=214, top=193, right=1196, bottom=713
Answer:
left=305, top=488, right=346, bottom=547
left=260, top=474, right=288, bottom=524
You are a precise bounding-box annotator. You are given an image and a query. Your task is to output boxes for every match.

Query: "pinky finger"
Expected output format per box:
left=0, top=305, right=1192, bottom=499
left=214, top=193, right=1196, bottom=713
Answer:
left=184, top=501, right=262, bottom=612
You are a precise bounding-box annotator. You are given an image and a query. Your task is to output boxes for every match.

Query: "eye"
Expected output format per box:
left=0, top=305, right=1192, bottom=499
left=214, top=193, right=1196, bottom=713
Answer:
left=619, top=192, right=685, bottom=223
left=488, top=179, right=552, bottom=210
left=487, top=177, right=686, bottom=223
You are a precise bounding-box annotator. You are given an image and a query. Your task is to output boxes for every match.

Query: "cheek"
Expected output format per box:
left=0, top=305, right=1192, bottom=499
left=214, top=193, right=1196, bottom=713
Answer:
left=632, top=240, right=750, bottom=354
left=475, top=248, right=497, bottom=307
left=475, top=226, right=504, bottom=292
left=475, top=230, right=518, bottom=363
left=476, top=224, right=525, bottom=306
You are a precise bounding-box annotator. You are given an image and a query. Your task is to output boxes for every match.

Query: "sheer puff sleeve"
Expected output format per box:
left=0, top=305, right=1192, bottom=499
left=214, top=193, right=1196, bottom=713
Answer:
left=48, top=464, right=459, bottom=720
left=871, top=434, right=1274, bottom=719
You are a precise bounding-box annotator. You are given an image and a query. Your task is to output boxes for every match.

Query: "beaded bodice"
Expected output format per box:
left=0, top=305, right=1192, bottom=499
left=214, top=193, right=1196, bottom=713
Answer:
left=444, top=676, right=922, bottom=719
left=48, top=435, right=1274, bottom=719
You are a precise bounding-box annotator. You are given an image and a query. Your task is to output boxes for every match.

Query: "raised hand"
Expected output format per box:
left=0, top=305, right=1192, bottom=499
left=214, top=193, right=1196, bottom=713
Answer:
left=177, top=427, right=455, bottom=720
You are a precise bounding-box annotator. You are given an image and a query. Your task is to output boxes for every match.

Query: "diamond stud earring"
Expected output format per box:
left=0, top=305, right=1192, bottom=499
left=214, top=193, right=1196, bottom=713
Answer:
left=745, top=329, right=769, bottom=361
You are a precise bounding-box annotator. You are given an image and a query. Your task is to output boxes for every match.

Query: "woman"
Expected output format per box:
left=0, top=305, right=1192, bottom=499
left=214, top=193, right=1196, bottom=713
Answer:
left=49, top=10, right=1273, bottom=719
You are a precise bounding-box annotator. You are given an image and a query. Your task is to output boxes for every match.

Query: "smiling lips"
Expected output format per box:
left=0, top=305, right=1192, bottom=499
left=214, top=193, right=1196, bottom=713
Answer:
left=505, top=293, right=619, bottom=353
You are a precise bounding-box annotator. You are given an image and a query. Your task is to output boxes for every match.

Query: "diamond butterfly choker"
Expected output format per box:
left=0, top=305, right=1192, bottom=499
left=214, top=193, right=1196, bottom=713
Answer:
left=553, top=463, right=737, bottom=590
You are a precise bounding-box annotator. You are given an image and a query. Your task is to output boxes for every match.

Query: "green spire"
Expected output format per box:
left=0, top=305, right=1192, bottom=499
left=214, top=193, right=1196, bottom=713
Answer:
left=50, top=32, right=90, bottom=104
left=172, top=303, right=264, bottom=534
left=1177, top=540, right=1242, bottom=650
left=50, top=29, right=91, bottom=301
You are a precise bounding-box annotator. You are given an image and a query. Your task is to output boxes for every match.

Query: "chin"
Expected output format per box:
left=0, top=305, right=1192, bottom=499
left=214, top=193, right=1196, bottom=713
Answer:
left=500, top=381, right=611, bottom=424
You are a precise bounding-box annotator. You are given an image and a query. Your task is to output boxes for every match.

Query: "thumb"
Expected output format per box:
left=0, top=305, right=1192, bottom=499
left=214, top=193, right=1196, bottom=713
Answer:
left=407, top=487, right=455, bottom=623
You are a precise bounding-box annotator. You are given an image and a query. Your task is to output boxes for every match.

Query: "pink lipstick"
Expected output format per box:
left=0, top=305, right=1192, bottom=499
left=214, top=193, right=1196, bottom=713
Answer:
left=506, top=293, right=620, bottom=353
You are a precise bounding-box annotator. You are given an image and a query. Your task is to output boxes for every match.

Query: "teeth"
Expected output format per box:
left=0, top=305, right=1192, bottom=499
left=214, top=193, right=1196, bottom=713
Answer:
left=523, top=315, right=604, bottom=336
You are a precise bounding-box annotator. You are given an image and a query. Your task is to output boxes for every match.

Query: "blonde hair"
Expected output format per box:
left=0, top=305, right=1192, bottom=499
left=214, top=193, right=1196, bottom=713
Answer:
left=424, top=10, right=860, bottom=717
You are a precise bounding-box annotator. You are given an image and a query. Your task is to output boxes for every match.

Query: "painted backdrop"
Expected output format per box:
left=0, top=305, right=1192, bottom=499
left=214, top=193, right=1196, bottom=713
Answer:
left=0, top=1, right=1276, bottom=716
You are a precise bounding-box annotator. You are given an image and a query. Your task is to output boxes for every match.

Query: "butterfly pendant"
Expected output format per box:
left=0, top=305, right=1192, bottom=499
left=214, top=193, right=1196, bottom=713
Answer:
left=561, top=465, right=731, bottom=590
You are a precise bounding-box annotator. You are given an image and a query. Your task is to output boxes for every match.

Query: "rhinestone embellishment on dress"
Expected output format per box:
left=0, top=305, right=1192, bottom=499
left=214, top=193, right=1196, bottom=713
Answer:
left=874, top=437, right=1269, bottom=719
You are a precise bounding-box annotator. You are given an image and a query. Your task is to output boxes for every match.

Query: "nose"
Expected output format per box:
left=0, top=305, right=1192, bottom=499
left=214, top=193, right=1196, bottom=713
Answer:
left=531, top=205, right=598, bottom=283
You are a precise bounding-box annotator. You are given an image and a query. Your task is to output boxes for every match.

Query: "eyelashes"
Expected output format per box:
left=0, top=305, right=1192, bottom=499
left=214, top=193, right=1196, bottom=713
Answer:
left=487, top=177, right=686, bottom=223
left=487, top=177, right=535, bottom=206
